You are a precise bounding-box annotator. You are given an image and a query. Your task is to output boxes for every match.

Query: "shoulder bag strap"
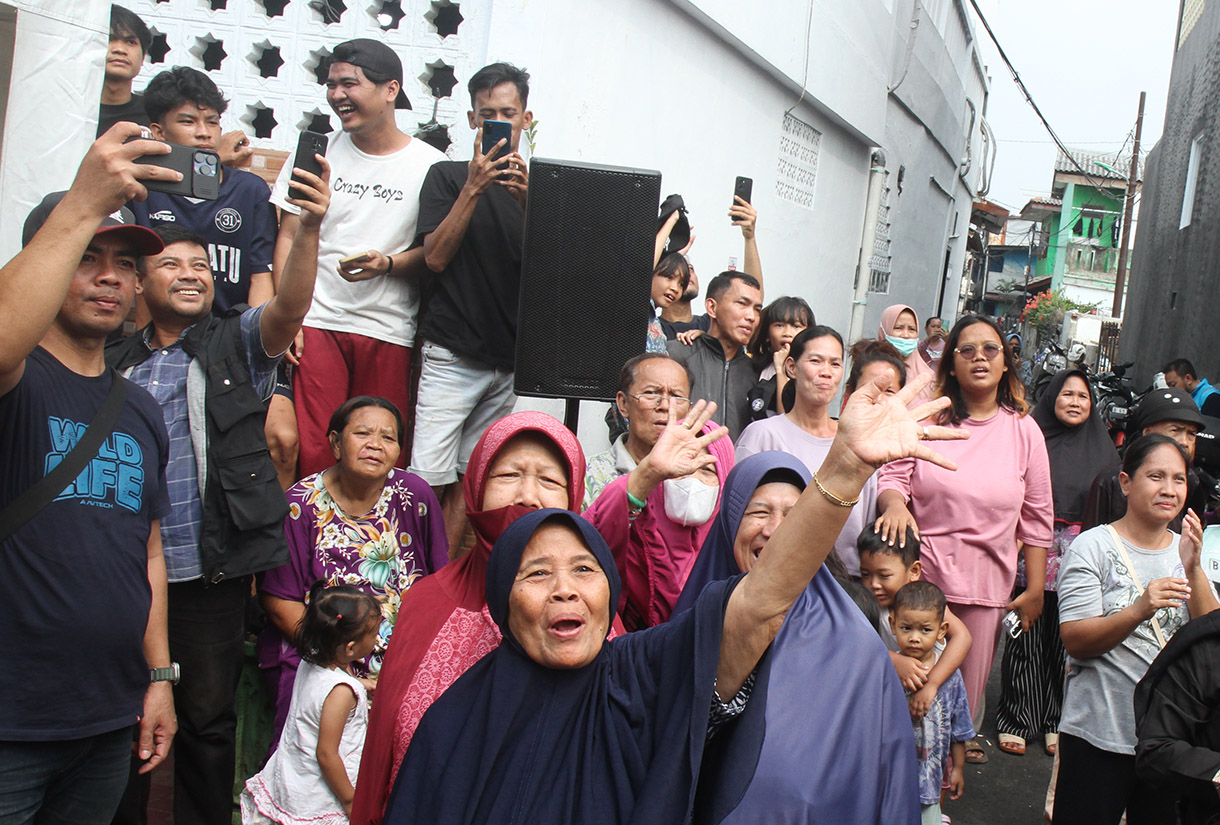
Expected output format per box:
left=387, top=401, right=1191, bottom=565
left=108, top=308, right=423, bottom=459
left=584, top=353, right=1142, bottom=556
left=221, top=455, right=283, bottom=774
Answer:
left=0, top=368, right=129, bottom=543
left=1105, top=524, right=1168, bottom=648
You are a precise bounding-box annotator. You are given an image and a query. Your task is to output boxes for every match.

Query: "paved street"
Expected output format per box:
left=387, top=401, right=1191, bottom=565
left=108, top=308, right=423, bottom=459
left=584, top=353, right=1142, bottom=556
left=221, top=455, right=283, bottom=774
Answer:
left=946, top=635, right=1055, bottom=825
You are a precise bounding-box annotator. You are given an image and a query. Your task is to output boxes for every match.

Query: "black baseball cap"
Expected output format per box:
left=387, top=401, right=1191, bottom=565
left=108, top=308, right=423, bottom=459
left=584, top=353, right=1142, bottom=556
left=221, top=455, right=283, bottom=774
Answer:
left=23, top=191, right=163, bottom=255
left=331, top=39, right=412, bottom=110
left=1136, top=388, right=1206, bottom=432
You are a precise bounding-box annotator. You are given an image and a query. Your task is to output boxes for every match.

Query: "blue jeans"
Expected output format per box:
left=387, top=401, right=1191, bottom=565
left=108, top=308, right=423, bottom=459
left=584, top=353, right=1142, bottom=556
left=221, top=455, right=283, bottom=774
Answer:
left=0, top=727, right=131, bottom=825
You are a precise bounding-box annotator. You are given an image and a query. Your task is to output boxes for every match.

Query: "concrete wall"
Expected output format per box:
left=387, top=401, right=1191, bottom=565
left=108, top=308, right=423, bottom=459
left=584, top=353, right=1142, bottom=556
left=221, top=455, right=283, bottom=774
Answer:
left=1121, top=0, right=1220, bottom=386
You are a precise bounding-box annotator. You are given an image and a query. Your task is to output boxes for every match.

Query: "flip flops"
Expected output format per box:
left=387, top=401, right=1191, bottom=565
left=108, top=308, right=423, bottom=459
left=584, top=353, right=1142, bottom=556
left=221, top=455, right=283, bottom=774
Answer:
left=998, top=734, right=1026, bottom=756
left=965, top=737, right=989, bottom=763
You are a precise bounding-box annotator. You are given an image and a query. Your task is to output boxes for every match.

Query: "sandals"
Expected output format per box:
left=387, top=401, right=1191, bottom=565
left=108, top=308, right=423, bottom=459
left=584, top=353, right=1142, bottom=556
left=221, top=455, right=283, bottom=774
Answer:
left=1044, top=732, right=1059, bottom=756
left=998, top=733, right=1026, bottom=756
left=965, top=737, right=989, bottom=763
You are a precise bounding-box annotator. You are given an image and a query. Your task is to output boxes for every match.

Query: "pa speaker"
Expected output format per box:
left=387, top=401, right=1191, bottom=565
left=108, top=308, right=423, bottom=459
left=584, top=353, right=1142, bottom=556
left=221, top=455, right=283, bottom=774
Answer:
left=514, top=157, right=661, bottom=401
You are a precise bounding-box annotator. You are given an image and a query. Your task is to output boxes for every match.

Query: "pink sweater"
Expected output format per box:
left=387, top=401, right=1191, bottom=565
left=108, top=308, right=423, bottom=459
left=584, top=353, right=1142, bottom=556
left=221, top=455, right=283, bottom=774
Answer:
left=877, top=407, right=1054, bottom=607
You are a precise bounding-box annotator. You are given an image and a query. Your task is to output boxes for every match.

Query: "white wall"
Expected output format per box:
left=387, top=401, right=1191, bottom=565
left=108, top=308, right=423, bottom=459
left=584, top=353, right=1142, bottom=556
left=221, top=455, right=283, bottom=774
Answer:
left=484, top=0, right=880, bottom=451
left=0, top=0, right=109, bottom=260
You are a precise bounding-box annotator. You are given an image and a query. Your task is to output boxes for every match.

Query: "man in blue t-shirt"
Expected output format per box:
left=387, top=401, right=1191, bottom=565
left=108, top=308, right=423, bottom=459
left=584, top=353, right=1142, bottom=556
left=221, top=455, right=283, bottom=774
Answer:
left=127, top=66, right=300, bottom=490
left=1163, top=357, right=1220, bottom=418
left=0, top=128, right=175, bottom=824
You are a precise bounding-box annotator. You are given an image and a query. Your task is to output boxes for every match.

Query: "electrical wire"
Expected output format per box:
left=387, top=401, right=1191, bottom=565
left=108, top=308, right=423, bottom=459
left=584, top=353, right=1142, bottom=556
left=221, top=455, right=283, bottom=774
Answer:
left=784, top=0, right=816, bottom=117
left=967, top=0, right=1124, bottom=191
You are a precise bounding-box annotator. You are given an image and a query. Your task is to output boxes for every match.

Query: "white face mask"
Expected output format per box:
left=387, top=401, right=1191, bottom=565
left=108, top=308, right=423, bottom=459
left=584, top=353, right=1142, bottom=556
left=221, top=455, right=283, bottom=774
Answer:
left=663, top=476, right=720, bottom=527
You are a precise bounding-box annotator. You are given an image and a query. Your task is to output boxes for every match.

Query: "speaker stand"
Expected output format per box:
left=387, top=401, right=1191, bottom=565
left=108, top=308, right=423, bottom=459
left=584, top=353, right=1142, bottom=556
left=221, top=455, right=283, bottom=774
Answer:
left=563, top=398, right=580, bottom=434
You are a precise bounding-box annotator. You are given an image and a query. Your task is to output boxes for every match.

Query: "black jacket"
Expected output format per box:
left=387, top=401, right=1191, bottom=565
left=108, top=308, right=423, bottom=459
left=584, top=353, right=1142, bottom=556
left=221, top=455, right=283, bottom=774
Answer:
left=667, top=334, right=757, bottom=440
left=106, top=309, right=288, bottom=582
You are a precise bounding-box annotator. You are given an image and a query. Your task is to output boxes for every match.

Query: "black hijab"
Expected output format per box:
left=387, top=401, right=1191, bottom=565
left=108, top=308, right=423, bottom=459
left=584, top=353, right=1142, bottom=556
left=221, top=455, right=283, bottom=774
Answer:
left=1031, top=369, right=1119, bottom=522
left=383, top=508, right=738, bottom=825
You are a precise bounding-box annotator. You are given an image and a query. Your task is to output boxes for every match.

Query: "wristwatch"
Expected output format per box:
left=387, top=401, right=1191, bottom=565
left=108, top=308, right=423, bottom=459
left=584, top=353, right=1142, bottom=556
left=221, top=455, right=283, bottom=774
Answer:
left=150, top=663, right=181, bottom=685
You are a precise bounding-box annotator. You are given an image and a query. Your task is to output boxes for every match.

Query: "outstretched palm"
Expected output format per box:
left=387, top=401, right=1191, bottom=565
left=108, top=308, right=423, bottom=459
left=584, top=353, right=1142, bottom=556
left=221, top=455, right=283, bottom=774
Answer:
left=837, top=374, right=966, bottom=470
left=648, top=400, right=729, bottom=480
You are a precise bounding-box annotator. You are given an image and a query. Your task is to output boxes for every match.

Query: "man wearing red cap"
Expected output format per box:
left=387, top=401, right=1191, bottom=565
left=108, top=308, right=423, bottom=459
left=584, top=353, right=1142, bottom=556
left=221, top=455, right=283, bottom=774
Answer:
left=0, top=126, right=177, bottom=824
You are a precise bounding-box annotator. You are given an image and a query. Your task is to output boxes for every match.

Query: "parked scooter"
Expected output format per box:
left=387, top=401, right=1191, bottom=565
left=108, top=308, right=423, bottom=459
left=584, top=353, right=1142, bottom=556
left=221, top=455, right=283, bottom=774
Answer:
left=1029, top=339, right=1067, bottom=402
left=1093, top=361, right=1137, bottom=445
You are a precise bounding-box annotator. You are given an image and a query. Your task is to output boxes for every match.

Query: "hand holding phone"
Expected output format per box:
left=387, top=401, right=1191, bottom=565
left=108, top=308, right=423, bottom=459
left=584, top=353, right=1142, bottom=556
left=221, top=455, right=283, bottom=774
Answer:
left=338, top=250, right=390, bottom=282
left=127, top=137, right=221, bottom=200
left=290, top=130, right=329, bottom=195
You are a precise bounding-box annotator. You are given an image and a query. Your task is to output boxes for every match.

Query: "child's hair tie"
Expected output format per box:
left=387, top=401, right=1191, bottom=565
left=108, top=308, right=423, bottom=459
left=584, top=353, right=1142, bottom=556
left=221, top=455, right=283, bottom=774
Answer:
left=336, top=613, right=342, bottom=619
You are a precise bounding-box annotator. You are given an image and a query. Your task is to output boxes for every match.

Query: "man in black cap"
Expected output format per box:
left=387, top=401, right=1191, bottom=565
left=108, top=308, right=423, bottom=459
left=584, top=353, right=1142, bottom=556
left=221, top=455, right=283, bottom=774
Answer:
left=271, top=38, right=445, bottom=478
left=1082, top=387, right=1211, bottom=530
left=0, top=126, right=176, bottom=824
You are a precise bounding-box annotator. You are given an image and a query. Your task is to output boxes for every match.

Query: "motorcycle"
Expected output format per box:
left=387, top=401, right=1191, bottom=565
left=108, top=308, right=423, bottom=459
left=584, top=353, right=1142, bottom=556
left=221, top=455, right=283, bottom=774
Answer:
left=1093, top=361, right=1136, bottom=445
left=1029, top=339, right=1067, bottom=402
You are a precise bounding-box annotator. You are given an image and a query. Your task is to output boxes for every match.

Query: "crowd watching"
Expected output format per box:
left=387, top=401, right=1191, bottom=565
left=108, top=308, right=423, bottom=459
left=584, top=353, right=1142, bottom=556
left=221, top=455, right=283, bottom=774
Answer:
left=6, top=6, right=1220, bottom=825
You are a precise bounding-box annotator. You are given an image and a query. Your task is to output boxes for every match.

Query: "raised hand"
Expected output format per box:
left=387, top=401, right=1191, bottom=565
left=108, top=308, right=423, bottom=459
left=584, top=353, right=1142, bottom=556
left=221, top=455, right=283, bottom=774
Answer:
left=1180, top=508, right=1203, bottom=572
left=286, top=155, right=331, bottom=230
left=646, top=399, right=728, bottom=480
left=836, top=373, right=966, bottom=471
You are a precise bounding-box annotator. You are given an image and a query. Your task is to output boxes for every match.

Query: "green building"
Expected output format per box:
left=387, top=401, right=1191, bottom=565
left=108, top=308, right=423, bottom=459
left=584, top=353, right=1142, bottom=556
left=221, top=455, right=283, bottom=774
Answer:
left=1020, top=150, right=1139, bottom=308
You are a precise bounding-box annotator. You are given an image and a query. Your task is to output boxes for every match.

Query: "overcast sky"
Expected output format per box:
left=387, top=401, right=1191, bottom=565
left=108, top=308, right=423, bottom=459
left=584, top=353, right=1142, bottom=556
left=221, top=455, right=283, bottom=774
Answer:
left=970, top=0, right=1179, bottom=212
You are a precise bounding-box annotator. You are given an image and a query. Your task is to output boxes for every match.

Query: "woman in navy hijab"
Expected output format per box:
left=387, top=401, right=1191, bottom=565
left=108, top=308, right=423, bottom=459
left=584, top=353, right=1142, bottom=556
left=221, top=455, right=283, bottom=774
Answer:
left=385, top=379, right=956, bottom=825
left=677, top=451, right=920, bottom=824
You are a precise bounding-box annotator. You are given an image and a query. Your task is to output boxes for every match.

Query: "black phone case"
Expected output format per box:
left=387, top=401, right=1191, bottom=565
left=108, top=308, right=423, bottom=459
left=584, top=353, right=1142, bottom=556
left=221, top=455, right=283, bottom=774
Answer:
left=734, top=176, right=753, bottom=204
left=481, top=120, right=513, bottom=162
left=131, top=140, right=221, bottom=200
left=290, top=131, right=329, bottom=191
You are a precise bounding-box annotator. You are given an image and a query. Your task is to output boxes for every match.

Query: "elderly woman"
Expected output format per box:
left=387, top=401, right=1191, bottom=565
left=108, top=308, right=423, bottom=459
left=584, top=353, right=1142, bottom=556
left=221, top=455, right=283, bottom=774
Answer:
left=676, top=452, right=918, bottom=824
left=259, top=397, right=446, bottom=737
left=351, top=411, right=592, bottom=825
left=384, top=377, right=961, bottom=825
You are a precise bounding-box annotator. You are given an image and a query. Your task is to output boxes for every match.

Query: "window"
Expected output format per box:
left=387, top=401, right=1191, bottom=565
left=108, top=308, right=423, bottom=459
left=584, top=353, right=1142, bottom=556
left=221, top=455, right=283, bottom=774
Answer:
left=868, top=172, right=892, bottom=294
left=1181, top=132, right=1203, bottom=229
left=775, top=113, right=821, bottom=210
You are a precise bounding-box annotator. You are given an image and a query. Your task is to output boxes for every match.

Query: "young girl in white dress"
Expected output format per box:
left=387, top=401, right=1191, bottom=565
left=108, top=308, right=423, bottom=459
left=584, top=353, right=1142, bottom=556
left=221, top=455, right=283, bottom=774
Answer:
left=242, top=583, right=380, bottom=824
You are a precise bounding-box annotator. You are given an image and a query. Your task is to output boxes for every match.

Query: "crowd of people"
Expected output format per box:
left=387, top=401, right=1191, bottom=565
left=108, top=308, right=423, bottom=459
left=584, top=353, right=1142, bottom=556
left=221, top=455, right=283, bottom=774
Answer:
left=5, top=5, right=1220, bottom=825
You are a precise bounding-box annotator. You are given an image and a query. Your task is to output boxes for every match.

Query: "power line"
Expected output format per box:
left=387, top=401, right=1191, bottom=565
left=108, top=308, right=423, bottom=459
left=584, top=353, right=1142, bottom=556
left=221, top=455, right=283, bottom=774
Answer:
left=967, top=0, right=1122, bottom=191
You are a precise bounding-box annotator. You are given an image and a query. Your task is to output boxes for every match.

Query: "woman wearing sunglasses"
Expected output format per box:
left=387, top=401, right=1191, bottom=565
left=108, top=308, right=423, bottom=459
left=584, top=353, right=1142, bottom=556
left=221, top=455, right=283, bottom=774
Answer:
left=875, top=315, right=1055, bottom=764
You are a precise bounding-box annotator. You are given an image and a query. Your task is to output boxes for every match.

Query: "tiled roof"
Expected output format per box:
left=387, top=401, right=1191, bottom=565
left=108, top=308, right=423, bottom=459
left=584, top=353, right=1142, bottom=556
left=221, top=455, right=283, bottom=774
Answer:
left=1055, top=149, right=1142, bottom=181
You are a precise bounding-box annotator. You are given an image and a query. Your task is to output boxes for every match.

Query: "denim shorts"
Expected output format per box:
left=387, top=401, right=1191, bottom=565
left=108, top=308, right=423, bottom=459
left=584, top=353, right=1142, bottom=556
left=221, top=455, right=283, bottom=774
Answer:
left=409, top=341, right=517, bottom=486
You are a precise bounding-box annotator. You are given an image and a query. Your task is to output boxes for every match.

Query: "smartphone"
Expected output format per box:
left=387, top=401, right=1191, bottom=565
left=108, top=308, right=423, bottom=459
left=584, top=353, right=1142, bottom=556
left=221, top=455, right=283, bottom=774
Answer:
left=290, top=130, right=329, bottom=194
left=339, top=252, right=372, bottom=267
left=128, top=138, right=221, bottom=200
left=734, top=176, right=753, bottom=205
left=481, top=120, right=513, bottom=163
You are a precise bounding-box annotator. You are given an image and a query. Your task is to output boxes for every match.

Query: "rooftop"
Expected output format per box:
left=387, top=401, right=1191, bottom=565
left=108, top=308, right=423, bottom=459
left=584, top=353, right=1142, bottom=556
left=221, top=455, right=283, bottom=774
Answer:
left=1054, top=148, right=1142, bottom=183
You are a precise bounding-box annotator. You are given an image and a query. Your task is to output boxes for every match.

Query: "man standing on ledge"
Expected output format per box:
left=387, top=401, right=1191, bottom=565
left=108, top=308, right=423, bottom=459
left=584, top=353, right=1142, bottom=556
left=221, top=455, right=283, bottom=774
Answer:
left=410, top=62, right=532, bottom=552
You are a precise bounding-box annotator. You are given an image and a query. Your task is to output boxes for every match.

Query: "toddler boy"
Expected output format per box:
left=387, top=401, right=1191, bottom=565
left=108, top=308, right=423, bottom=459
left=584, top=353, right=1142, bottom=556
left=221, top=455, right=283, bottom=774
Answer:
left=891, top=581, right=974, bottom=824
left=858, top=524, right=972, bottom=719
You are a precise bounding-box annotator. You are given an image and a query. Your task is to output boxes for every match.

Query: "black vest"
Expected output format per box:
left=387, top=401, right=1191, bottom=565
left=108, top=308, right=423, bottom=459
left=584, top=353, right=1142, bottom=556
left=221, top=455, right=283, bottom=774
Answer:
left=106, top=308, right=288, bottom=582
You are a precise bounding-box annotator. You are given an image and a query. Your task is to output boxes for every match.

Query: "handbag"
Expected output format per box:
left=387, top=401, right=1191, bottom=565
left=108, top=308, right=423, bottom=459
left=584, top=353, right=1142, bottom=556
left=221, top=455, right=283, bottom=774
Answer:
left=0, top=368, right=129, bottom=543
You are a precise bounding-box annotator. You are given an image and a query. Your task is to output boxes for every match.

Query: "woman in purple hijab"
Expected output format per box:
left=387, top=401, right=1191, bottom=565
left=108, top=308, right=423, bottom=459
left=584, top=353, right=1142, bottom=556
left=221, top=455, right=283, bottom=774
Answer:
left=677, top=451, right=920, bottom=824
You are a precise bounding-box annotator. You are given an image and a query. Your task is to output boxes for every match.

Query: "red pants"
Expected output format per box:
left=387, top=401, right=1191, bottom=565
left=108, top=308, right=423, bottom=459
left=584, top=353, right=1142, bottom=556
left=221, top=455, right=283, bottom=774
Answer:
left=293, top=327, right=412, bottom=477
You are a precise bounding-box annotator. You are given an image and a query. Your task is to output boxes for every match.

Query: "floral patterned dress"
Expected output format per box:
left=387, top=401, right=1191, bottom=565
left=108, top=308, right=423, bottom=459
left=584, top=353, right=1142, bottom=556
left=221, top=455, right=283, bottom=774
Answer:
left=259, top=469, right=447, bottom=734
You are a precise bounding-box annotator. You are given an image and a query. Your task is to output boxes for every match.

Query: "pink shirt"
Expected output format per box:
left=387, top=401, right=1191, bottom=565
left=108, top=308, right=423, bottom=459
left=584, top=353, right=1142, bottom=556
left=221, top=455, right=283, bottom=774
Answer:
left=877, top=407, right=1054, bottom=607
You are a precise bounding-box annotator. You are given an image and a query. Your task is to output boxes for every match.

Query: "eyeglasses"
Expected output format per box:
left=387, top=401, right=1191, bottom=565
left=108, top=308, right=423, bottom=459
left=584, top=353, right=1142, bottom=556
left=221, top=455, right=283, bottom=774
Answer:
left=954, top=342, right=1004, bottom=360
left=629, top=392, right=692, bottom=408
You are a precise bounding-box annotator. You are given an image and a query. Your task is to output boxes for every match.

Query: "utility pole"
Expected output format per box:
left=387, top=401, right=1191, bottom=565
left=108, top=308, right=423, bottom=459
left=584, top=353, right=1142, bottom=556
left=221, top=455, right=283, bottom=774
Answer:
left=1111, top=91, right=1145, bottom=318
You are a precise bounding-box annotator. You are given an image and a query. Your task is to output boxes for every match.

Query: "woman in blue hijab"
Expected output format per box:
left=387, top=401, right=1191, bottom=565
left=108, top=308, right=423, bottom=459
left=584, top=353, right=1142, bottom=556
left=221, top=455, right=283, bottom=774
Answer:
left=385, top=381, right=955, bottom=825
left=677, top=451, right=920, bottom=824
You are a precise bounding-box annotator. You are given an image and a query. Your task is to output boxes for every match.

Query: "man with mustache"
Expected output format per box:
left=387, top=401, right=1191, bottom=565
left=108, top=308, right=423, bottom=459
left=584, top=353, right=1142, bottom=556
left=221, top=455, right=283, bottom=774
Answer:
left=106, top=157, right=330, bottom=825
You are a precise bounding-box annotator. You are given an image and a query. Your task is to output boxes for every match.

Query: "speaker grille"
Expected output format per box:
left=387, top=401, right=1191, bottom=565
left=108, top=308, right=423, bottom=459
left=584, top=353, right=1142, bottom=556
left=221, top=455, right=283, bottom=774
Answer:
left=514, top=158, right=662, bottom=401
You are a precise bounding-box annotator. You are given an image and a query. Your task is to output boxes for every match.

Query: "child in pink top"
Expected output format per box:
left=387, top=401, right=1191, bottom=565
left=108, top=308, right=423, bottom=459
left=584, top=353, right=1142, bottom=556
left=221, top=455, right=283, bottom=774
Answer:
left=876, top=315, right=1054, bottom=752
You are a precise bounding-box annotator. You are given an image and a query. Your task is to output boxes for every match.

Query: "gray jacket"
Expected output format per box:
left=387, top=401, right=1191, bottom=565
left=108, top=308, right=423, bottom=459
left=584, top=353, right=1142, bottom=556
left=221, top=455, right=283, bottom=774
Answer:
left=667, top=334, right=757, bottom=440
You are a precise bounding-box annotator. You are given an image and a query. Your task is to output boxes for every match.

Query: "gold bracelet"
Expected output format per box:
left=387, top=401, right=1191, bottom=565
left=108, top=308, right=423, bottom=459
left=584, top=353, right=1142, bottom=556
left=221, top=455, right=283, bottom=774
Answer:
left=812, top=470, right=859, bottom=508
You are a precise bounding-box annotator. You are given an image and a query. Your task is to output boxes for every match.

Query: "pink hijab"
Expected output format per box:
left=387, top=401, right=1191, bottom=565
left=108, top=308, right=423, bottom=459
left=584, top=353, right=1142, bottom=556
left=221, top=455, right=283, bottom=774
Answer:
left=878, top=303, right=935, bottom=396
